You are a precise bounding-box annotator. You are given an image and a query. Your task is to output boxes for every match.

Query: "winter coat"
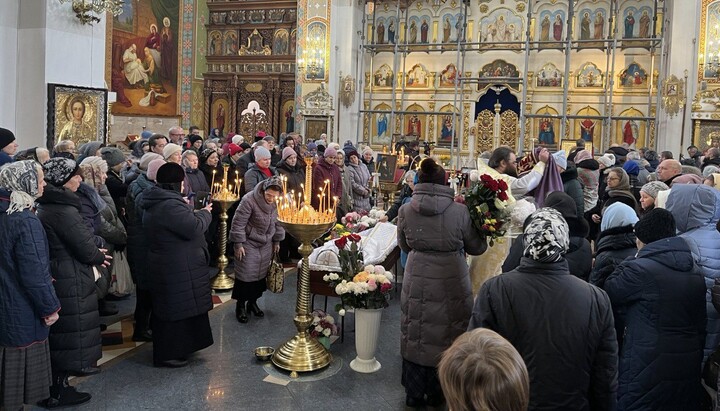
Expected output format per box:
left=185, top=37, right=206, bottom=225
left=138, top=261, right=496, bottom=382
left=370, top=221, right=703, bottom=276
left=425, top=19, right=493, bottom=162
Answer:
left=199, top=162, right=223, bottom=187
left=577, top=159, right=600, bottom=212
left=126, top=173, right=155, bottom=289
left=97, top=184, right=127, bottom=249
left=361, top=157, right=375, bottom=174
left=235, top=151, right=256, bottom=180
left=183, top=167, right=210, bottom=202
left=589, top=225, right=637, bottom=288
left=0, top=151, right=13, bottom=167
left=503, top=236, right=592, bottom=281
left=347, top=162, right=371, bottom=213
left=0, top=195, right=61, bottom=347
left=105, top=169, right=127, bottom=216
left=337, top=165, right=354, bottom=215
left=604, top=236, right=707, bottom=411
left=702, top=156, right=720, bottom=171
left=244, top=164, right=277, bottom=193
left=666, top=184, right=720, bottom=360
left=386, top=184, right=413, bottom=222
left=276, top=159, right=305, bottom=195
left=36, top=184, right=106, bottom=371
left=140, top=186, right=213, bottom=322
left=397, top=183, right=487, bottom=367
left=469, top=257, right=618, bottom=411
left=75, top=182, right=106, bottom=248
left=561, top=165, right=584, bottom=218
left=312, top=157, right=342, bottom=209
left=229, top=182, right=285, bottom=282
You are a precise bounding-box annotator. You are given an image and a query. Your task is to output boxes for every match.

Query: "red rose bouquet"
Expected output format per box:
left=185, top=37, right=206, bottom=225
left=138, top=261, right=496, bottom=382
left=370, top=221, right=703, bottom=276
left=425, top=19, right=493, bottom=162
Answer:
left=464, top=173, right=510, bottom=246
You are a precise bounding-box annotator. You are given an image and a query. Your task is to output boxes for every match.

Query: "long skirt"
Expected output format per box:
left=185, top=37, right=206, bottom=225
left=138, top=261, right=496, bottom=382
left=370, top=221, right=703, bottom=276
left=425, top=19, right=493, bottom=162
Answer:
left=401, top=359, right=443, bottom=400
left=231, top=278, right=266, bottom=302
left=1, top=341, right=52, bottom=410
left=151, top=313, right=213, bottom=363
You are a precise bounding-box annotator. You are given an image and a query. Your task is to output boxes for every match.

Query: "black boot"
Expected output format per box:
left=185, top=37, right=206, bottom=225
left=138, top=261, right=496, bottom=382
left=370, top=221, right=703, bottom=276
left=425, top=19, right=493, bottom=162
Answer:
left=236, top=301, right=248, bottom=323
left=133, top=289, right=153, bottom=341
left=41, top=371, right=92, bottom=408
left=247, top=300, right=264, bottom=317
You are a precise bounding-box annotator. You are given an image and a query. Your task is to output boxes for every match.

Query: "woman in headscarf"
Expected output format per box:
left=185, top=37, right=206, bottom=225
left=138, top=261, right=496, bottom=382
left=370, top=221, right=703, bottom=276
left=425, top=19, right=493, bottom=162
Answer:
left=229, top=177, right=285, bottom=323
left=639, top=181, right=669, bottom=214
left=0, top=161, right=61, bottom=410
left=276, top=148, right=304, bottom=263
left=591, top=167, right=638, bottom=230
left=139, top=163, right=214, bottom=367
left=199, top=148, right=223, bottom=187
left=36, top=157, right=111, bottom=407
left=469, top=208, right=618, bottom=410
left=589, top=202, right=638, bottom=288
left=398, top=158, right=487, bottom=408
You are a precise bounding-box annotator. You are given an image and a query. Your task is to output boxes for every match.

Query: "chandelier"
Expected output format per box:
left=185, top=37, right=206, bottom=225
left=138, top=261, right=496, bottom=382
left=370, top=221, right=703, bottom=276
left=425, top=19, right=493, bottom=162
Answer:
left=58, top=0, right=124, bottom=25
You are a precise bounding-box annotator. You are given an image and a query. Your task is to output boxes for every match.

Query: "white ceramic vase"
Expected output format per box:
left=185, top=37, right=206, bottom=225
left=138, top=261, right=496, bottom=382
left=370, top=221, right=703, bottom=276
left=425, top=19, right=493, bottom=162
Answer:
left=350, top=308, right=383, bottom=373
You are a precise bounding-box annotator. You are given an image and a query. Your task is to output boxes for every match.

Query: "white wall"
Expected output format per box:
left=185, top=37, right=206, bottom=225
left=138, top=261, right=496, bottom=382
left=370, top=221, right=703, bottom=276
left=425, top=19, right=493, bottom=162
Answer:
left=0, top=0, right=20, bottom=133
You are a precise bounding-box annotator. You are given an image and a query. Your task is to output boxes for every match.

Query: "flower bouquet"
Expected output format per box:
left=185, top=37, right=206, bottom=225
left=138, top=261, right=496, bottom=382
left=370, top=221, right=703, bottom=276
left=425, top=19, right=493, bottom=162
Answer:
left=309, top=309, right=339, bottom=349
left=464, top=173, right=510, bottom=246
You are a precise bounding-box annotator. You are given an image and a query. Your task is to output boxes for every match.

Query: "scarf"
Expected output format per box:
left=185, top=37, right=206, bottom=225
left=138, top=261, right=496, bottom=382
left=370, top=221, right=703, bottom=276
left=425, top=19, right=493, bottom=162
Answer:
left=522, top=208, right=569, bottom=263
left=525, top=147, right=563, bottom=208
left=0, top=160, right=40, bottom=214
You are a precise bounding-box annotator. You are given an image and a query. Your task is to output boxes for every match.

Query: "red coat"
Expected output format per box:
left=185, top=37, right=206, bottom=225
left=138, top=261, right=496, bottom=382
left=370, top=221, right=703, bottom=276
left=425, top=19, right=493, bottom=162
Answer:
left=312, top=157, right=342, bottom=209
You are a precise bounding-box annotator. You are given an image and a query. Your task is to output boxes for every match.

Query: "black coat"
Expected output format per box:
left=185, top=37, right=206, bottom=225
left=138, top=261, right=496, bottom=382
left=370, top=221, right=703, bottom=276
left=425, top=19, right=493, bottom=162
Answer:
left=276, top=159, right=305, bottom=195
left=605, top=237, right=707, bottom=411
left=183, top=167, right=210, bottom=208
left=105, top=169, right=127, bottom=218
left=589, top=225, right=637, bottom=288
left=386, top=184, right=414, bottom=222
left=470, top=258, right=618, bottom=411
left=126, top=173, right=155, bottom=289
left=561, top=165, right=585, bottom=218
left=36, top=185, right=106, bottom=372
left=140, top=186, right=213, bottom=322
left=503, top=235, right=592, bottom=281
left=702, top=156, right=720, bottom=171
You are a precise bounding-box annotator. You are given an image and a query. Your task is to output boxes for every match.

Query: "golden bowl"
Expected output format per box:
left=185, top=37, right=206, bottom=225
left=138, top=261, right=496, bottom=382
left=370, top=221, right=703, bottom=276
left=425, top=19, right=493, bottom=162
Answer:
left=254, top=346, right=275, bottom=361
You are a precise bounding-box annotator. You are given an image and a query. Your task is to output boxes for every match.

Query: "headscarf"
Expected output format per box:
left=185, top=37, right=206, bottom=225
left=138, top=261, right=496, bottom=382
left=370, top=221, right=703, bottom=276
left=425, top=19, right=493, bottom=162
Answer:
left=131, top=140, right=149, bottom=159
left=524, top=147, right=563, bottom=208
left=712, top=173, right=720, bottom=190
left=522, top=208, right=569, bottom=263
left=0, top=160, right=41, bottom=214
left=601, top=202, right=638, bottom=231
left=573, top=149, right=593, bottom=164
left=608, top=167, right=631, bottom=191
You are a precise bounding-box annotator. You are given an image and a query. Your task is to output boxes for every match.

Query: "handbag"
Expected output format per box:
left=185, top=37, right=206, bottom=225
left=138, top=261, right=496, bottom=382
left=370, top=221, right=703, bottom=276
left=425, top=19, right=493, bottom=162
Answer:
left=109, top=249, right=134, bottom=296
left=266, top=252, right=285, bottom=293
left=703, top=344, right=720, bottom=389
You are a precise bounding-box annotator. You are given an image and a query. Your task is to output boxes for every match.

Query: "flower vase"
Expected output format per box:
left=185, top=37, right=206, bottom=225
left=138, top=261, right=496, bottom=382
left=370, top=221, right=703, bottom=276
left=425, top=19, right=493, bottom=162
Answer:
left=317, top=336, right=331, bottom=350
left=350, top=308, right=383, bottom=373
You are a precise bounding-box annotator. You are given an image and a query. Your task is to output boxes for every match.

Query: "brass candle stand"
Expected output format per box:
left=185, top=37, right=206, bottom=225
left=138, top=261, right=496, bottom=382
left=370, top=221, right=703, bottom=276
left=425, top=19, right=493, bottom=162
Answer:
left=210, top=165, right=241, bottom=291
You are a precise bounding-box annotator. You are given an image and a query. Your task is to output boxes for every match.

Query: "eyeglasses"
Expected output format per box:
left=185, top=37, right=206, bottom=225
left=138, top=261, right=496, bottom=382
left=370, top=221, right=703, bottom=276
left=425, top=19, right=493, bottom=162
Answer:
left=607, top=177, right=620, bottom=181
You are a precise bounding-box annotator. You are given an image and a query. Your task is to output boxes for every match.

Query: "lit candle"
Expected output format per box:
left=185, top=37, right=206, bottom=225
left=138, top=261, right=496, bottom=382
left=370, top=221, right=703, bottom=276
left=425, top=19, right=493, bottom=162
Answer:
left=211, top=170, right=216, bottom=194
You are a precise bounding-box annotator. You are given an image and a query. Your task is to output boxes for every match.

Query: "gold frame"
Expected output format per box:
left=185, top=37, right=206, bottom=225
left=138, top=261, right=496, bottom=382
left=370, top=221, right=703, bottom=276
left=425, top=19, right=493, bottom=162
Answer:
left=661, top=74, right=686, bottom=117
left=561, top=139, right=592, bottom=155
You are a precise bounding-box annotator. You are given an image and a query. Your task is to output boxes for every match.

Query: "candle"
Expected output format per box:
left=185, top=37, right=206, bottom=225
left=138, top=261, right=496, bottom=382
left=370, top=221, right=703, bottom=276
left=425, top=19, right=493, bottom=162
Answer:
left=211, top=170, right=216, bottom=194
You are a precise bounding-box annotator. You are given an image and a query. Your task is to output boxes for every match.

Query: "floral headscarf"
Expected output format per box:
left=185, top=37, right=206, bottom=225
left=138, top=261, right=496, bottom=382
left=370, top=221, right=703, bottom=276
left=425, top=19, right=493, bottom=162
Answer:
left=0, top=160, right=41, bottom=214
left=522, top=208, right=569, bottom=263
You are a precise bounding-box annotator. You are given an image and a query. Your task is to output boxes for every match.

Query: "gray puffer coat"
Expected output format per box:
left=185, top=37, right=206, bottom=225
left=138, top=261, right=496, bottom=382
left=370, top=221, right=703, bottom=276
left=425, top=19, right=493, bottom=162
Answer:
left=229, top=181, right=285, bottom=282
left=397, top=183, right=487, bottom=367
left=347, top=162, right=371, bottom=213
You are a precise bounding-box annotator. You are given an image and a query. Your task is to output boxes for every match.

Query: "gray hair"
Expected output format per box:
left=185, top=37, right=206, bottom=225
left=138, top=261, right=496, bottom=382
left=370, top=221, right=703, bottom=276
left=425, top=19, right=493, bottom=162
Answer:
left=626, top=151, right=641, bottom=161
left=54, top=140, right=75, bottom=152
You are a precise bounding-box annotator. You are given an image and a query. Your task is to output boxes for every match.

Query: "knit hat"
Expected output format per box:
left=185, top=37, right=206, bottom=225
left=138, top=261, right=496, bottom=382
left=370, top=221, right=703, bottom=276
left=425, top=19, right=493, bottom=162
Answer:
left=80, top=156, right=109, bottom=173
left=552, top=150, right=567, bottom=170
left=622, top=160, right=640, bottom=176
left=282, top=147, right=296, bottom=160
left=156, top=162, right=186, bottom=184
left=43, top=157, right=80, bottom=187
left=347, top=150, right=360, bottom=159
left=418, top=158, right=446, bottom=185
left=188, top=135, right=203, bottom=146
left=704, top=166, right=720, bottom=178
left=522, top=208, right=569, bottom=263
left=307, top=142, right=318, bottom=151
left=323, top=147, right=337, bottom=158
left=640, top=181, right=669, bottom=199
left=255, top=131, right=267, bottom=141
left=227, top=143, right=242, bottom=157
left=544, top=191, right=589, bottom=237
left=634, top=208, right=676, bottom=245
left=601, top=202, right=639, bottom=231
left=0, top=160, right=41, bottom=214
left=146, top=158, right=166, bottom=182
left=139, top=152, right=163, bottom=171
left=254, top=146, right=272, bottom=160
left=263, top=135, right=276, bottom=143
left=362, top=147, right=374, bottom=156
left=100, top=147, right=126, bottom=168
left=240, top=142, right=251, bottom=151
left=0, top=128, right=16, bottom=150
left=162, top=143, right=182, bottom=160
left=231, top=135, right=244, bottom=145
left=263, top=176, right=283, bottom=193
left=598, top=153, right=615, bottom=168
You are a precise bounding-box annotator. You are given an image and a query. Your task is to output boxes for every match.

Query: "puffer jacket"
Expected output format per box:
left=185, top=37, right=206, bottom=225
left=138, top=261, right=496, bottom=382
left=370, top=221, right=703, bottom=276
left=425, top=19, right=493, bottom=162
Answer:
left=589, top=225, right=637, bottom=288
left=0, top=193, right=61, bottom=347
left=229, top=181, right=285, bottom=282
left=36, top=185, right=106, bottom=371
left=337, top=165, right=354, bottom=216
left=276, top=159, right=305, bottom=195
left=470, top=257, right=618, bottom=411
left=605, top=236, right=707, bottom=411
left=126, top=173, right=155, bottom=289
left=312, top=157, right=342, bottom=209
left=397, top=183, right=487, bottom=367
left=75, top=182, right=106, bottom=248
left=140, top=186, right=213, bottom=322
left=183, top=167, right=210, bottom=202
left=666, top=184, right=720, bottom=361
left=347, top=161, right=371, bottom=213
left=244, top=164, right=277, bottom=193
left=561, top=164, right=584, bottom=218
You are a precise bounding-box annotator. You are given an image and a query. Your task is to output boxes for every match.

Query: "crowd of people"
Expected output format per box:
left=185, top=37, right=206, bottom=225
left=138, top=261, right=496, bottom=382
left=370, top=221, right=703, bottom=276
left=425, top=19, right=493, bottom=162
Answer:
left=4, top=120, right=720, bottom=410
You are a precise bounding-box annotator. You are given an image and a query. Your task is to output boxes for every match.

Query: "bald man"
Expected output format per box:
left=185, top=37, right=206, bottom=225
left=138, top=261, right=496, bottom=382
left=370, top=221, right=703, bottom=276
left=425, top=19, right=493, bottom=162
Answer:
left=656, top=159, right=683, bottom=186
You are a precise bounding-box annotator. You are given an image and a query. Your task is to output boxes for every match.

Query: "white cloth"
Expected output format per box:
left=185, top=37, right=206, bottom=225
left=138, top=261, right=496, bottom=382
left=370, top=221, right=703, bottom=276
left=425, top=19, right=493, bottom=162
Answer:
left=307, top=222, right=398, bottom=272
left=123, top=48, right=149, bottom=85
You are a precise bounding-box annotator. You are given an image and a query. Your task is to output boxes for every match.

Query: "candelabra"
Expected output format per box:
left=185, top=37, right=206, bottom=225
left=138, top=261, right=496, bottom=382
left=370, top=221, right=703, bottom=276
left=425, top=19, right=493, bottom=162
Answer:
left=210, top=165, right=241, bottom=291
left=58, top=0, right=124, bottom=25
left=272, top=160, right=336, bottom=377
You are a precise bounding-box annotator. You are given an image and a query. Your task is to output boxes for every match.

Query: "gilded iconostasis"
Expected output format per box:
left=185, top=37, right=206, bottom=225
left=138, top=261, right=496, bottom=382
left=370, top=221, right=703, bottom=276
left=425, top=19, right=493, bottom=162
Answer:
left=362, top=0, right=664, bottom=157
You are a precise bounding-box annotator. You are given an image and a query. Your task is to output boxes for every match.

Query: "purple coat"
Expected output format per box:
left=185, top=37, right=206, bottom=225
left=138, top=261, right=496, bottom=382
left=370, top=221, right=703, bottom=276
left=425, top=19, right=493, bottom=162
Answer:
left=229, top=182, right=285, bottom=282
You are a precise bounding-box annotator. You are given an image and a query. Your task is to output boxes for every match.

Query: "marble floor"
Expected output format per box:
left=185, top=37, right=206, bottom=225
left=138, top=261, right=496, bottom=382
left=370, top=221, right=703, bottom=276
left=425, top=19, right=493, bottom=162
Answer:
left=31, top=268, right=411, bottom=411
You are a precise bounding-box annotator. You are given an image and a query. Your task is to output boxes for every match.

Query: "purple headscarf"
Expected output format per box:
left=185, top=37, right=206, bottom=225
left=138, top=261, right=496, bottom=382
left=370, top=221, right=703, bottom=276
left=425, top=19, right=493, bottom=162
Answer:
left=527, top=147, right=563, bottom=208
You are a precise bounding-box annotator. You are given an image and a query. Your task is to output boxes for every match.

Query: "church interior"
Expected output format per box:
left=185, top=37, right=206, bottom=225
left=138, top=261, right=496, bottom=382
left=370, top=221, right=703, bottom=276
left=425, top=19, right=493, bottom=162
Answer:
left=0, top=0, right=717, bottom=409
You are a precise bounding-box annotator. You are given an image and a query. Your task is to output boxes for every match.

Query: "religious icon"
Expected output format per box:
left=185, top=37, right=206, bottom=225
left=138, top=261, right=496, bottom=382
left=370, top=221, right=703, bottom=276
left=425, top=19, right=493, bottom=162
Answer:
left=373, top=65, right=394, bottom=87
left=623, top=119, right=639, bottom=146
left=48, top=84, right=107, bottom=149
left=388, top=19, right=396, bottom=44
left=580, top=119, right=595, bottom=142
left=624, top=10, right=635, bottom=38
left=536, top=63, right=562, bottom=87
left=273, top=29, right=289, bottom=55
left=580, top=12, right=591, bottom=40
left=210, top=31, right=222, bottom=55
left=619, top=62, right=647, bottom=87
left=224, top=31, right=238, bottom=55
left=285, top=105, right=295, bottom=133
left=440, top=63, right=459, bottom=87
left=538, top=117, right=555, bottom=145
left=443, top=16, right=452, bottom=43
left=553, top=14, right=563, bottom=41
left=376, top=154, right=398, bottom=183
left=437, top=115, right=456, bottom=147
left=576, top=62, right=603, bottom=87
left=594, top=11, right=604, bottom=39
left=376, top=21, right=385, bottom=44
left=408, top=20, right=418, bottom=44
left=407, top=114, right=422, bottom=138
left=407, top=64, right=428, bottom=88
left=639, top=10, right=651, bottom=38
left=540, top=15, right=550, bottom=41
left=420, top=19, right=429, bottom=43
left=377, top=113, right=388, bottom=140
left=215, top=103, right=226, bottom=137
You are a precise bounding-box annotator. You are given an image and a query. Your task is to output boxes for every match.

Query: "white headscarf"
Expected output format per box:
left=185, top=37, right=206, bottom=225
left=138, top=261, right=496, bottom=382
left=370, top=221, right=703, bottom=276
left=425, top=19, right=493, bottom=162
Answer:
left=0, top=160, right=41, bottom=214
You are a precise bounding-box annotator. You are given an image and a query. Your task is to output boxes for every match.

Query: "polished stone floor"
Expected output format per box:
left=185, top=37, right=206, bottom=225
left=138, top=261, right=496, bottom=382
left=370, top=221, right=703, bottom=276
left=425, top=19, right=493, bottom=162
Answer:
left=31, top=269, right=410, bottom=411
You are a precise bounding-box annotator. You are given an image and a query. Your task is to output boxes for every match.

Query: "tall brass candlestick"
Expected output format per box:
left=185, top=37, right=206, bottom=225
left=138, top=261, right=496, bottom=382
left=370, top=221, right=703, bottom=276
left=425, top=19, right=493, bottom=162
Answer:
left=211, top=198, right=236, bottom=291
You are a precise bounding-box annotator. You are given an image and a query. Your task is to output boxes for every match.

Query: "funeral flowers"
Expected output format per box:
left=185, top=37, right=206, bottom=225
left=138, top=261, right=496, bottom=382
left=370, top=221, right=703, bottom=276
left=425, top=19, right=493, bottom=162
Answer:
left=309, top=309, right=338, bottom=338
left=465, top=173, right=510, bottom=246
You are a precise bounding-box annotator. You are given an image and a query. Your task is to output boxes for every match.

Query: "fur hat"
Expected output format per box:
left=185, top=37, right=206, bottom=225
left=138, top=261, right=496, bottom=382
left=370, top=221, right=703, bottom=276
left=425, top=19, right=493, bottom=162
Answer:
left=139, top=152, right=163, bottom=171
left=156, top=162, right=186, bottom=184
left=640, top=181, right=669, bottom=199
left=146, top=158, right=166, bottom=182
left=418, top=158, right=446, bottom=185
left=282, top=147, right=296, bottom=160
left=100, top=147, right=126, bottom=168
left=323, top=147, right=338, bottom=158
left=162, top=143, right=182, bottom=160
left=43, top=157, right=79, bottom=187
left=635, top=208, right=676, bottom=245
left=227, top=143, right=242, bottom=157
left=254, top=146, right=272, bottom=160
left=0, top=128, right=16, bottom=150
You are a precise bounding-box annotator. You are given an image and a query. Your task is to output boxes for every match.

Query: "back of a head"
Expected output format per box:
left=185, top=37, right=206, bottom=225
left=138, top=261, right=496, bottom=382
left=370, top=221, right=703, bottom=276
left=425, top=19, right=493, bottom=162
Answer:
left=439, top=329, right=529, bottom=411
left=488, top=147, right=513, bottom=169
left=417, top=158, right=446, bottom=185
